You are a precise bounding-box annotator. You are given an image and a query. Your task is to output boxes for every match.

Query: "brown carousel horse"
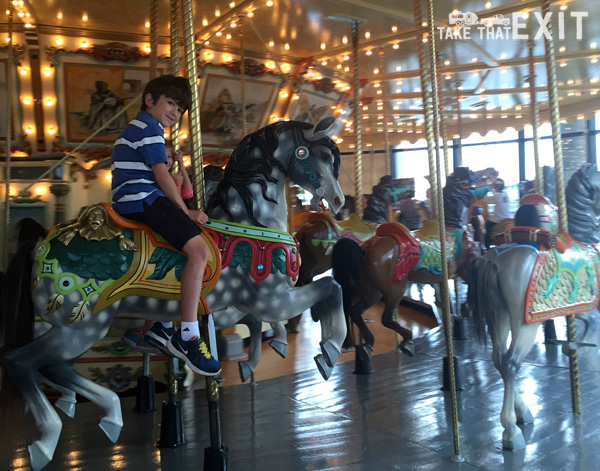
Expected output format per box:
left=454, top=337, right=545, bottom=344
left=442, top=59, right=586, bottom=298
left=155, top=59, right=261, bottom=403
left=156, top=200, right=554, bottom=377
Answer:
left=331, top=167, right=492, bottom=361
left=295, top=175, right=410, bottom=290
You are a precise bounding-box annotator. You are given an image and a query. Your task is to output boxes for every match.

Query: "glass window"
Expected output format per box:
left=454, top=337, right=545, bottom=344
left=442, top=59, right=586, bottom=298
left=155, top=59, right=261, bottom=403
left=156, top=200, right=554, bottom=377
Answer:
left=393, top=141, right=454, bottom=201
left=524, top=137, right=555, bottom=181
left=524, top=122, right=553, bottom=139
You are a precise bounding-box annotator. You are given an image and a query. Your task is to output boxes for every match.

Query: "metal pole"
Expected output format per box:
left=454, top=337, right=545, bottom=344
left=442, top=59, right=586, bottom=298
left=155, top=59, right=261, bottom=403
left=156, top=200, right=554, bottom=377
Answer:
left=170, top=0, right=181, bottom=153
left=238, top=15, right=248, bottom=137
left=379, top=48, right=392, bottom=177
left=351, top=20, right=363, bottom=218
left=528, top=40, right=543, bottom=194
left=426, top=0, right=461, bottom=459
left=412, top=0, right=438, bottom=219
left=181, top=0, right=205, bottom=211
left=3, top=0, right=13, bottom=269
left=541, top=0, right=581, bottom=414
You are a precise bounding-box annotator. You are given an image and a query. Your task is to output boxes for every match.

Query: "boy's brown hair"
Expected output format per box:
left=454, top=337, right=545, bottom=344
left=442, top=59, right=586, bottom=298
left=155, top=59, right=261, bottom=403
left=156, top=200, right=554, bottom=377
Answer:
left=141, top=75, right=191, bottom=113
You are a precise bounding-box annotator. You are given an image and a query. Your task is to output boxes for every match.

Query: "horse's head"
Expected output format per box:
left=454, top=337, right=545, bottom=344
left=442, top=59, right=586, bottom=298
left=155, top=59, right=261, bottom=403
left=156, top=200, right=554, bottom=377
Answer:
left=292, top=117, right=345, bottom=214
left=567, top=164, right=600, bottom=243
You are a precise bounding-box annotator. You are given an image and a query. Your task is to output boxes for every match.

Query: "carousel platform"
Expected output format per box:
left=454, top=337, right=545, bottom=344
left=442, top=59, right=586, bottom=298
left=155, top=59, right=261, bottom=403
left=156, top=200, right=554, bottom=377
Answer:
left=2, top=295, right=600, bottom=471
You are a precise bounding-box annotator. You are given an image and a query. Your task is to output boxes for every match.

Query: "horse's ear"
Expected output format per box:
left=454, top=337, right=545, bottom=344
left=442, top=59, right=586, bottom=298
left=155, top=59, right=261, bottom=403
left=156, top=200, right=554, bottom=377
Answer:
left=306, top=117, right=338, bottom=141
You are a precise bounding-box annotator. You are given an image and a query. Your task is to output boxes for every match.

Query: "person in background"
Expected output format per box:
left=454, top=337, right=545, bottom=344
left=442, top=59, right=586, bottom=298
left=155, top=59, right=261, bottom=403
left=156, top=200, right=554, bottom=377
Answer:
left=397, top=191, right=424, bottom=231
left=482, top=178, right=513, bottom=249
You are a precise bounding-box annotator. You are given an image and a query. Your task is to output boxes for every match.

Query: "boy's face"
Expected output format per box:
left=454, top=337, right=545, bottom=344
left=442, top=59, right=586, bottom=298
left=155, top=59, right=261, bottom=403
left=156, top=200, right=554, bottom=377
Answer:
left=144, top=94, right=184, bottom=127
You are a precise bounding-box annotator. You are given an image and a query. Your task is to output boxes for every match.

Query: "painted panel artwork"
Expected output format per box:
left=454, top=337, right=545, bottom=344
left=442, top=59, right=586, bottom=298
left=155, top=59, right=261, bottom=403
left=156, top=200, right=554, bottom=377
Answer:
left=199, top=67, right=282, bottom=148
left=63, top=63, right=151, bottom=143
left=287, top=82, right=342, bottom=125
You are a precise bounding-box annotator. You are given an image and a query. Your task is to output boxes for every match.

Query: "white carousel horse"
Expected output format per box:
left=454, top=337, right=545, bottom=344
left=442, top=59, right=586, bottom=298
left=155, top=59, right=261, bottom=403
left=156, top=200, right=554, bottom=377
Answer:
left=467, top=164, right=600, bottom=451
left=2, top=117, right=347, bottom=470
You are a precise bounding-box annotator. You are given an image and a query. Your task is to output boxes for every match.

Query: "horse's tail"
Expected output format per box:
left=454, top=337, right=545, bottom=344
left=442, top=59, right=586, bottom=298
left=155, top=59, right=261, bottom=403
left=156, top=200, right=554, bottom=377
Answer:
left=332, top=238, right=364, bottom=309
left=467, top=256, right=503, bottom=345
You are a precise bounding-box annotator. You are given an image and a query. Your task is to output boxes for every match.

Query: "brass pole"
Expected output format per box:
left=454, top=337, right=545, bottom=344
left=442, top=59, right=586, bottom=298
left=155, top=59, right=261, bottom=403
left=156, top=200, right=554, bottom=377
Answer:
left=170, top=0, right=180, bottom=154
left=541, top=0, right=581, bottom=414
left=3, top=0, right=13, bottom=269
left=379, top=48, right=391, bottom=177
left=149, top=0, right=159, bottom=80
left=181, top=0, right=205, bottom=211
left=528, top=40, right=543, bottom=194
left=238, top=15, right=248, bottom=137
left=427, top=0, right=461, bottom=458
left=351, top=20, right=363, bottom=218
left=435, top=52, right=450, bottom=179
left=180, top=0, right=224, bottom=459
left=412, top=0, right=438, bottom=219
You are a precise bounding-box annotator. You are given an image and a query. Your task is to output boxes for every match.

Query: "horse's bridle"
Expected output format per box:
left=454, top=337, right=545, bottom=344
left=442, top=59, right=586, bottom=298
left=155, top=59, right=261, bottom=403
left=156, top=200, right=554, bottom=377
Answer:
left=288, top=128, right=325, bottom=197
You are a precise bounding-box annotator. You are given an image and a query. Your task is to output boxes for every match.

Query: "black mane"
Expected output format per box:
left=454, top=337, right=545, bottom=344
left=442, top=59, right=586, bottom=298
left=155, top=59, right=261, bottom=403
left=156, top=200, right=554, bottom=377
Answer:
left=206, top=121, right=341, bottom=227
left=566, top=164, right=600, bottom=243
left=363, top=175, right=395, bottom=224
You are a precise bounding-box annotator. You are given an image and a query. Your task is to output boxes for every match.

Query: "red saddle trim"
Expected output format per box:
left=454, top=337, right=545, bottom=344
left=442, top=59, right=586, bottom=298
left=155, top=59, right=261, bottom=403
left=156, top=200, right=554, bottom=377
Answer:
left=375, top=223, right=422, bottom=282
left=204, top=228, right=300, bottom=284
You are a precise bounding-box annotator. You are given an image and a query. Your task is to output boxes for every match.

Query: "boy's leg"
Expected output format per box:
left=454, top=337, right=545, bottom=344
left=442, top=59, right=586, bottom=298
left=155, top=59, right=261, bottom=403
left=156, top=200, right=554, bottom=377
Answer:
left=168, top=235, right=221, bottom=376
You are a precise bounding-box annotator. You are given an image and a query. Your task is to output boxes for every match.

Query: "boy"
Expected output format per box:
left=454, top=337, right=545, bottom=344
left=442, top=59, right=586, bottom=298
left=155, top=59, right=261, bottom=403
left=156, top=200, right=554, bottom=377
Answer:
left=111, top=74, right=220, bottom=376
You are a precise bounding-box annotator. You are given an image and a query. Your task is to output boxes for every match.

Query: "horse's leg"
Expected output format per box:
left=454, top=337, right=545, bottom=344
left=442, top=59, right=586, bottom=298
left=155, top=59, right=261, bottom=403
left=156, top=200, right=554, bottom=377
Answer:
left=500, top=323, right=539, bottom=450
left=379, top=280, right=414, bottom=356
left=3, top=330, right=68, bottom=470
left=44, top=378, right=77, bottom=418
left=269, top=321, right=288, bottom=358
left=40, top=361, right=123, bottom=443
left=346, top=294, right=379, bottom=363
left=249, top=277, right=346, bottom=380
left=236, top=314, right=262, bottom=382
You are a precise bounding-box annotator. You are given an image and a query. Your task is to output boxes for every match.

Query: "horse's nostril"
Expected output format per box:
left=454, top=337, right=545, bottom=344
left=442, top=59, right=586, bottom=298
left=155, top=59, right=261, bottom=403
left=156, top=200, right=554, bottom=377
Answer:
left=335, top=197, right=341, bottom=207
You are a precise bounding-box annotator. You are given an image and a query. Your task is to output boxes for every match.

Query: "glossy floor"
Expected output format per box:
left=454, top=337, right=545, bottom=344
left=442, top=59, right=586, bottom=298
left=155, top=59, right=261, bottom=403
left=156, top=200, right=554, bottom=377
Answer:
left=2, top=291, right=600, bottom=471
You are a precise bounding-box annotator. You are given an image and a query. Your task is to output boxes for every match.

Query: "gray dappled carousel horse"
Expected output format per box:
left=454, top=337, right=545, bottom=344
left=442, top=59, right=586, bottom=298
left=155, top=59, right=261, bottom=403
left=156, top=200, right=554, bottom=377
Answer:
left=2, top=117, right=347, bottom=471
left=468, top=164, right=600, bottom=451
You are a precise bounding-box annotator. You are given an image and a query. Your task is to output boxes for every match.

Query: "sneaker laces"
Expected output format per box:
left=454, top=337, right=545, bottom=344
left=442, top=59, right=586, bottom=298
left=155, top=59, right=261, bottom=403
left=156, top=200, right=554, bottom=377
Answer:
left=197, top=341, right=214, bottom=360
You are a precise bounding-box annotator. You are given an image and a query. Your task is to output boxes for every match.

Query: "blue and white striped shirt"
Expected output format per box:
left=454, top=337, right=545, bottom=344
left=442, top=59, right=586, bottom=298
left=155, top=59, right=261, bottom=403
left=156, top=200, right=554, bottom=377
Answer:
left=111, top=111, right=167, bottom=214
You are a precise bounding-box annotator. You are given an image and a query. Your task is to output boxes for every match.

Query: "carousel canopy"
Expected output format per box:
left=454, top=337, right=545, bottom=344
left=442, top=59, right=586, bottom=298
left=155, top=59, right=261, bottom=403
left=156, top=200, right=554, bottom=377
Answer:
left=2, top=0, right=600, bottom=149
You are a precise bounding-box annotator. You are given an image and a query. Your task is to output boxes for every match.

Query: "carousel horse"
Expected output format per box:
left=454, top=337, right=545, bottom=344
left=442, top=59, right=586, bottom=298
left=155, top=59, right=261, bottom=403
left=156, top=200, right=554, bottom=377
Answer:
left=2, top=117, right=347, bottom=471
left=295, top=175, right=408, bottom=290
left=330, top=167, right=490, bottom=359
left=467, top=164, right=600, bottom=451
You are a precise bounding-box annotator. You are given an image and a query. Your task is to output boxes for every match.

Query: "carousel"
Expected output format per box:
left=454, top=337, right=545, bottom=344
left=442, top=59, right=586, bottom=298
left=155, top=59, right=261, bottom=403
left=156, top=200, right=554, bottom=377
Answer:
left=1, top=0, right=600, bottom=470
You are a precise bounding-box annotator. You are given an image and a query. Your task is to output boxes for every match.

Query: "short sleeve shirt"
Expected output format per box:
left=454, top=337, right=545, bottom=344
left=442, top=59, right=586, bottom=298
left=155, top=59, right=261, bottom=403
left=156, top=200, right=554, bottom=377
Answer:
left=111, top=111, right=167, bottom=214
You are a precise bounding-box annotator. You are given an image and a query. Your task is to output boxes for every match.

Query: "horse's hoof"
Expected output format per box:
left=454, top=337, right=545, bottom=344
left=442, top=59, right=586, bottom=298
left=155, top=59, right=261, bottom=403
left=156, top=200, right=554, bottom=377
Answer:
left=269, top=339, right=287, bottom=358
left=314, top=354, right=333, bottom=380
left=319, top=339, right=341, bottom=368
left=502, top=429, right=526, bottom=451
left=357, top=344, right=373, bottom=363
left=29, top=440, right=53, bottom=471
left=399, top=341, right=415, bottom=357
left=99, top=417, right=123, bottom=443
left=516, top=409, right=534, bottom=424
left=238, top=361, right=253, bottom=383
left=55, top=398, right=76, bottom=418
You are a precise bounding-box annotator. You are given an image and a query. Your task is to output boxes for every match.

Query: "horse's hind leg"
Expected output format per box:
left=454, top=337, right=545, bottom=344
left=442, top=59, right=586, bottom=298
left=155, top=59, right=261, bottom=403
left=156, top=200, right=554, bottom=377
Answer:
left=499, top=323, right=539, bottom=450
left=40, top=361, right=123, bottom=443
left=379, top=281, right=414, bottom=356
left=236, top=314, right=262, bottom=382
left=4, top=340, right=65, bottom=470
left=269, top=321, right=288, bottom=358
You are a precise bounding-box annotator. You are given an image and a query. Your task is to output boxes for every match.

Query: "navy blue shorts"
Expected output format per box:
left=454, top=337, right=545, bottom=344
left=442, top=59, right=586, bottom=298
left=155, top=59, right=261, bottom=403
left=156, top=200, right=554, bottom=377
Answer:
left=124, top=197, right=202, bottom=252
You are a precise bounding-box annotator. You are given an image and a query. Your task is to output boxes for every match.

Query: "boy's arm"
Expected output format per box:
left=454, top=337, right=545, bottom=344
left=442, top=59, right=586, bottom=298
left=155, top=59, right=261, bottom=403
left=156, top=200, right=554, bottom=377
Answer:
left=152, top=162, right=207, bottom=224
left=174, top=151, right=193, bottom=191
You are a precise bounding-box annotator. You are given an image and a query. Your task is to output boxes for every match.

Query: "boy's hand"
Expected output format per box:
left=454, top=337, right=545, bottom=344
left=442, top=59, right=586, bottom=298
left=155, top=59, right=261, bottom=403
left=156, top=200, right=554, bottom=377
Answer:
left=187, top=209, right=209, bottom=225
left=174, top=150, right=184, bottom=164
